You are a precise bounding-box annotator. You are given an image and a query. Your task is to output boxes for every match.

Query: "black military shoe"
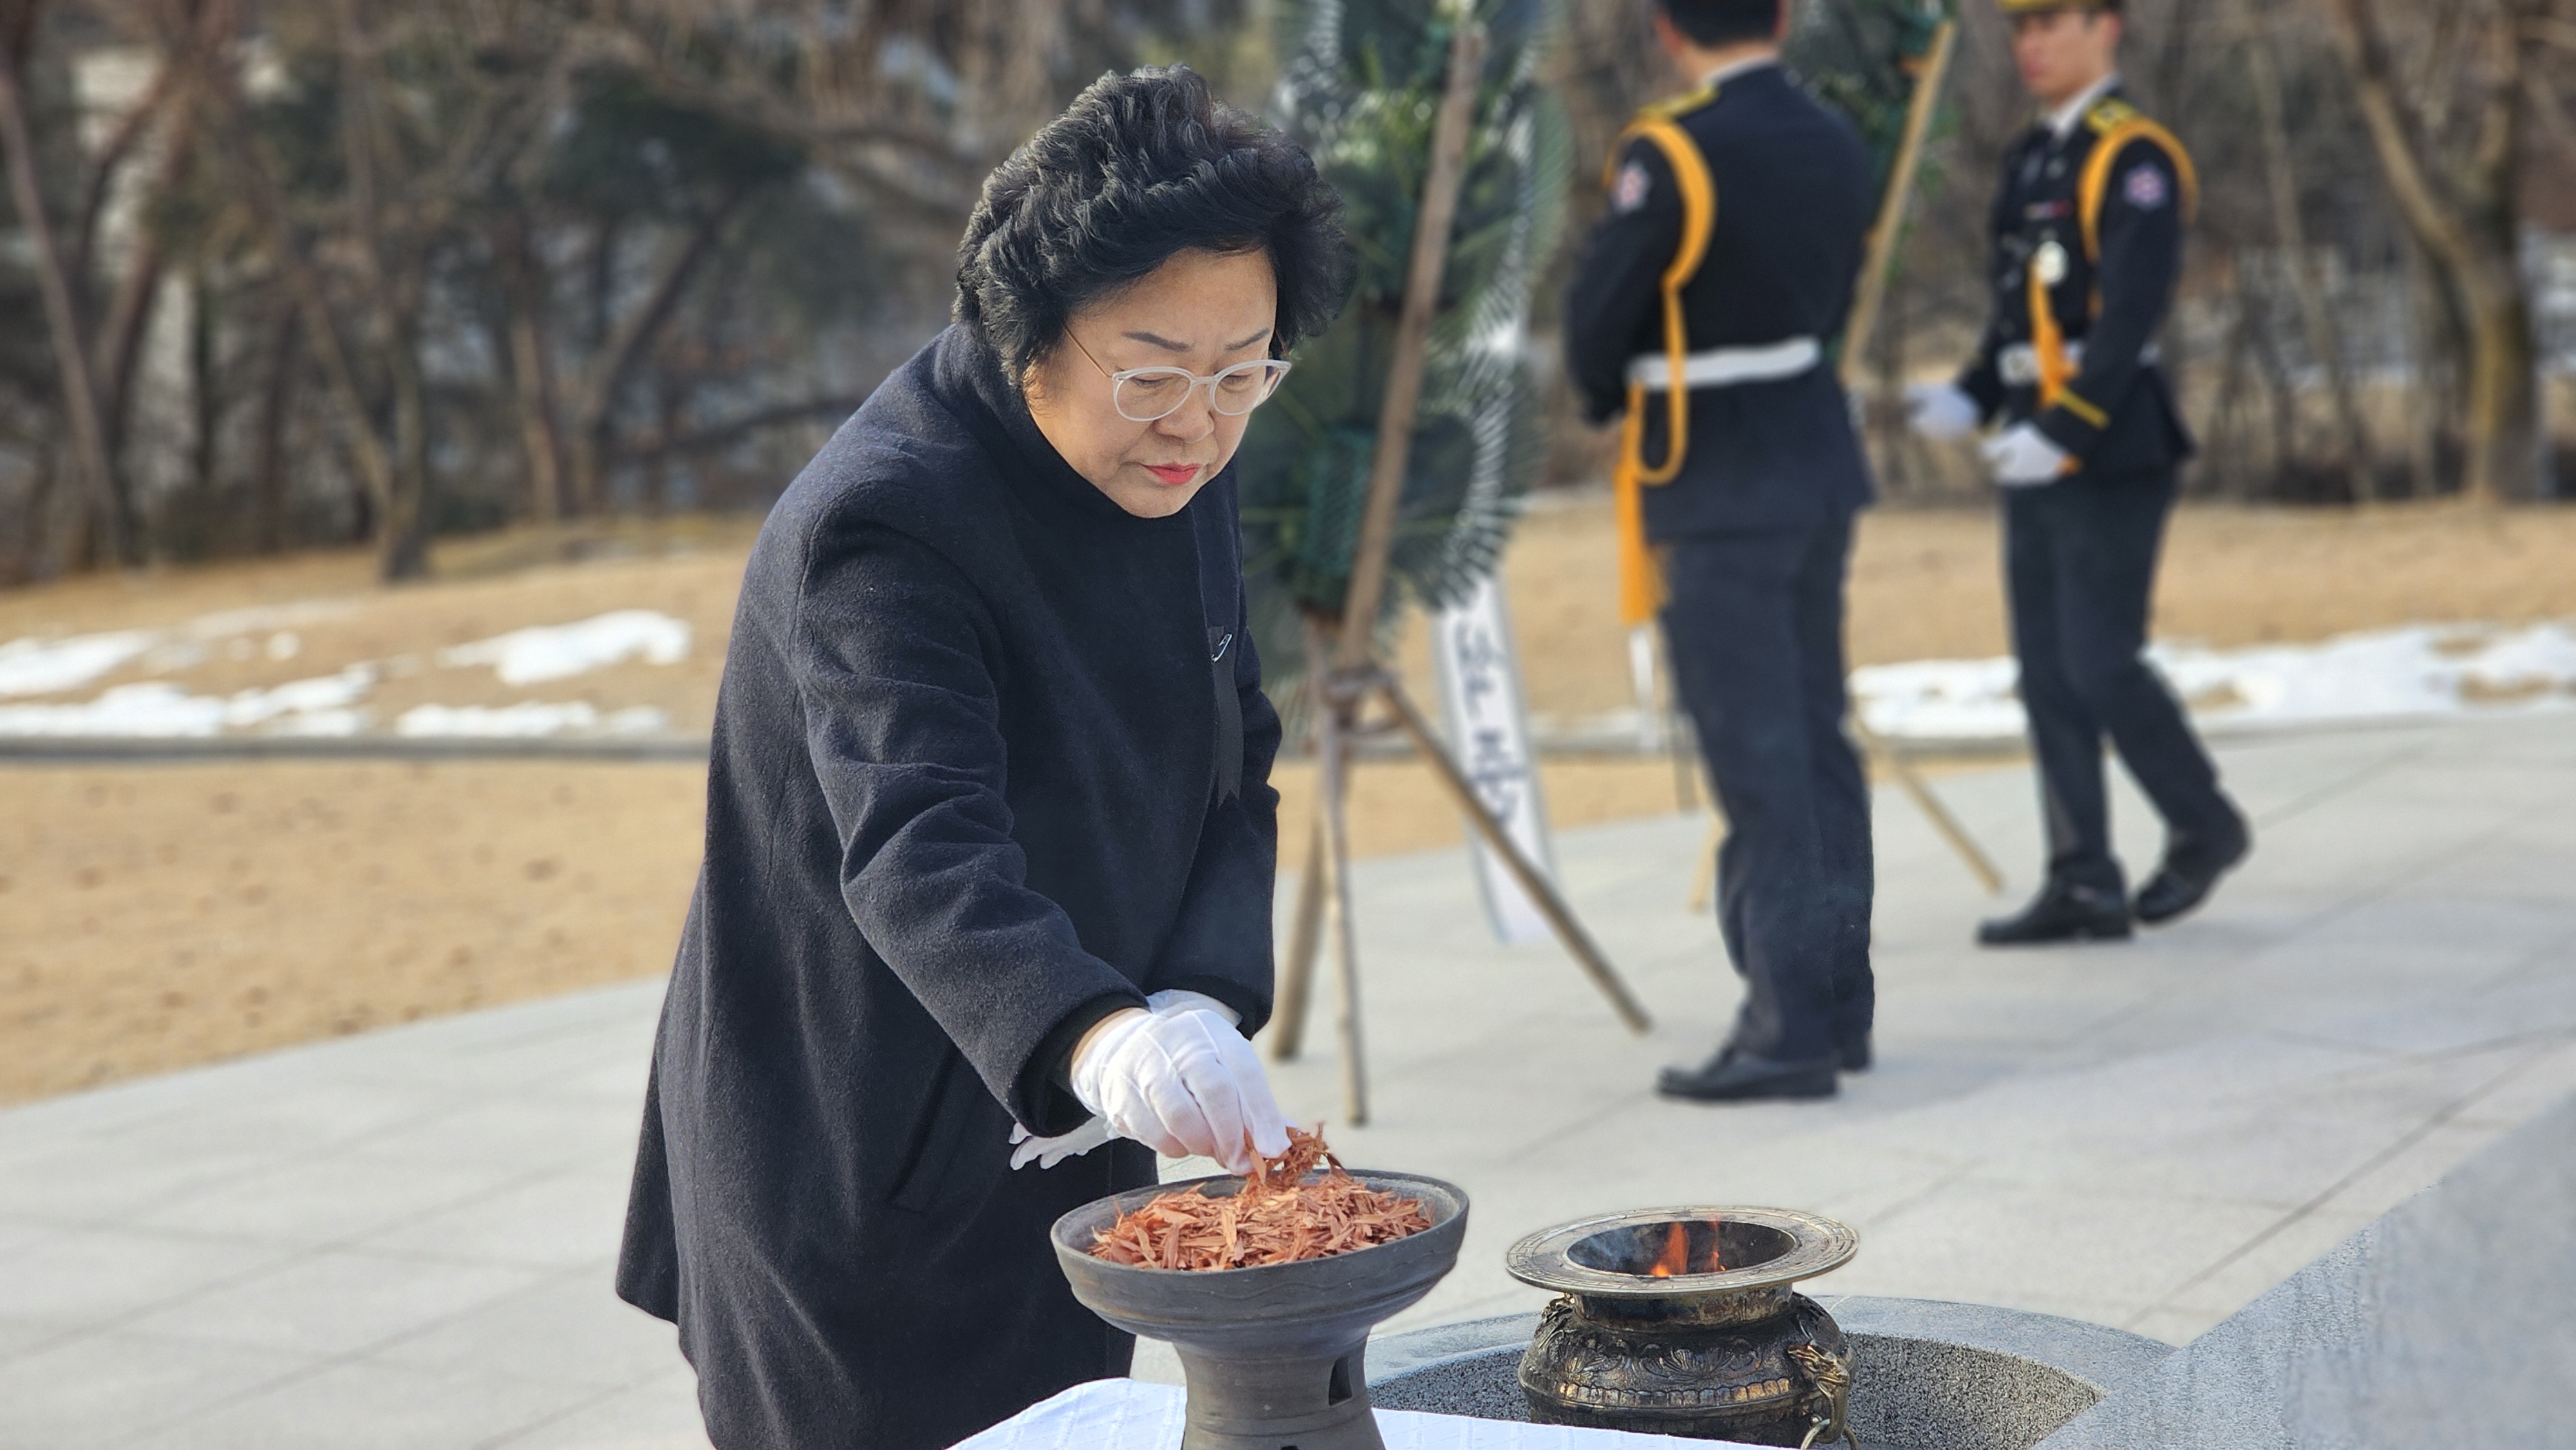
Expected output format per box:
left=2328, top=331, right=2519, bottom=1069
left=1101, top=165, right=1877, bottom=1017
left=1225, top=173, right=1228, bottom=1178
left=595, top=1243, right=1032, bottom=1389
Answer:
left=1656, top=1048, right=1839, bottom=1104
left=1976, top=881, right=2132, bottom=946
left=1837, top=1035, right=1871, bottom=1073
left=2135, top=822, right=2252, bottom=927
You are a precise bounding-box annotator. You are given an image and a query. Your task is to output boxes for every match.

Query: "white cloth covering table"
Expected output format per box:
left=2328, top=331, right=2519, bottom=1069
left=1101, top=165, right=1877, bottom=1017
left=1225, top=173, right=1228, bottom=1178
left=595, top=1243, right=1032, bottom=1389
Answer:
left=951, top=1379, right=1759, bottom=1449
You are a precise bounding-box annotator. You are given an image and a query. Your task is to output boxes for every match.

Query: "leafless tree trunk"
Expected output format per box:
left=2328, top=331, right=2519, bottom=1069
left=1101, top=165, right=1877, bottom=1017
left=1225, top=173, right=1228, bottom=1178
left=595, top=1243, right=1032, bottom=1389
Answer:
left=70, top=57, right=171, bottom=280
left=2207, top=283, right=2259, bottom=500
left=330, top=0, right=435, bottom=579
left=562, top=185, right=750, bottom=516
left=2320, top=0, right=2548, bottom=502
left=2251, top=296, right=2301, bottom=491
left=7, top=432, right=57, bottom=581
left=251, top=304, right=296, bottom=552
left=2403, top=231, right=2463, bottom=498
left=94, top=98, right=204, bottom=488
left=195, top=37, right=403, bottom=551
left=187, top=260, right=216, bottom=505
left=0, top=0, right=128, bottom=564
left=2247, top=11, right=2376, bottom=498
left=499, top=212, right=568, bottom=522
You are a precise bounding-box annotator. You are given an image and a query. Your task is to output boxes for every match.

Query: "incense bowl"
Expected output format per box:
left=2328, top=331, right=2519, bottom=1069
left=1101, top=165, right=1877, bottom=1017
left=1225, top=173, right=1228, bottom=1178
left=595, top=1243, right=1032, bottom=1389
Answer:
left=1052, top=1170, right=1468, bottom=1450
left=1506, top=1206, right=1861, bottom=1445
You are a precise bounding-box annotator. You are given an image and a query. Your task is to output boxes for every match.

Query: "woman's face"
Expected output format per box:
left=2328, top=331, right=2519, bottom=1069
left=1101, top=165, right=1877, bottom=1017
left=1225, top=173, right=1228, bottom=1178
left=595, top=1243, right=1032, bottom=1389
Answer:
left=1023, top=247, right=1279, bottom=519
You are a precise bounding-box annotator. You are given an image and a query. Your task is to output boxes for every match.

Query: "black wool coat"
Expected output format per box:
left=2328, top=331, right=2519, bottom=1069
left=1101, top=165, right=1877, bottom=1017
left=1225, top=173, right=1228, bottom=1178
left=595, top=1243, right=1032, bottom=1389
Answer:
left=616, top=326, right=1283, bottom=1450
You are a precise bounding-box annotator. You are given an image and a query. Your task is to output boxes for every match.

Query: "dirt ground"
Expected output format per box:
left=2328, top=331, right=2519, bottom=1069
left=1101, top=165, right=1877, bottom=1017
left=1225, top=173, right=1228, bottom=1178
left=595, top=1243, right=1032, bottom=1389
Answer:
left=7, top=496, right=2576, bottom=1105
left=0, top=760, right=706, bottom=1104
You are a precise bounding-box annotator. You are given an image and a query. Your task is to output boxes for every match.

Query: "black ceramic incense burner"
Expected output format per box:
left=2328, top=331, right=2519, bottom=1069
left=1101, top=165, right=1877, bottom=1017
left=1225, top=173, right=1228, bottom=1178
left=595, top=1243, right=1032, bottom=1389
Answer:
left=1052, top=1171, right=1469, bottom=1450
left=1506, top=1206, right=1863, bottom=1447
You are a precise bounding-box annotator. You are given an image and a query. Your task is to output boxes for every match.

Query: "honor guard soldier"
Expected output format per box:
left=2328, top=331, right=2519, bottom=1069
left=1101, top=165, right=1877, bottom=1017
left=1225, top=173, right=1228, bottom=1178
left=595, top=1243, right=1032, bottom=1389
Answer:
left=1565, top=0, right=1879, bottom=1102
left=1907, top=0, right=2249, bottom=945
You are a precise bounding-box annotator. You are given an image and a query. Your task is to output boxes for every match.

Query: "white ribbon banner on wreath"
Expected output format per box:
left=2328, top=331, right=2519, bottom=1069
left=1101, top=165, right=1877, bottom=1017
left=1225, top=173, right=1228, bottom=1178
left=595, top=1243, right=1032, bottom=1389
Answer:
left=1432, top=574, right=1558, bottom=945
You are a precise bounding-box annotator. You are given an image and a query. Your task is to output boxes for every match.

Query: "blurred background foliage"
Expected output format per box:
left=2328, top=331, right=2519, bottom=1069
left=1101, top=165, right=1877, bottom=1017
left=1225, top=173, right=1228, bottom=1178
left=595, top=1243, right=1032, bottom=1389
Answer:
left=0, top=0, right=2570, bottom=590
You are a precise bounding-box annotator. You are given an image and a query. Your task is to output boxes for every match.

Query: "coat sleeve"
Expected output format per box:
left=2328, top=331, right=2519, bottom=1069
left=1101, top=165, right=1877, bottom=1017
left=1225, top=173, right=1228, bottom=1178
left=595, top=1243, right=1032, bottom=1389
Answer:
left=1145, top=588, right=1283, bottom=1032
left=2033, top=136, right=2185, bottom=460
left=786, top=512, right=1146, bottom=1134
left=1563, top=135, right=1685, bottom=425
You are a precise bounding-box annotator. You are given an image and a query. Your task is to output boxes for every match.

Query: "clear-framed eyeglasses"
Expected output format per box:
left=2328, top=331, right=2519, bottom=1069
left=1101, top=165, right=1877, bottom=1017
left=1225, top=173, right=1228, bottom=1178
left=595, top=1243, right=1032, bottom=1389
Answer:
left=1068, top=332, right=1294, bottom=423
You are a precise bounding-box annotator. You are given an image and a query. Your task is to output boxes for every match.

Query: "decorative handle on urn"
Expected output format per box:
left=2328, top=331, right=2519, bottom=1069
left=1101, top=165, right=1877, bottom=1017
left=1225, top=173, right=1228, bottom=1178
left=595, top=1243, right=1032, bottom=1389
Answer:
left=1787, top=1338, right=1857, bottom=1450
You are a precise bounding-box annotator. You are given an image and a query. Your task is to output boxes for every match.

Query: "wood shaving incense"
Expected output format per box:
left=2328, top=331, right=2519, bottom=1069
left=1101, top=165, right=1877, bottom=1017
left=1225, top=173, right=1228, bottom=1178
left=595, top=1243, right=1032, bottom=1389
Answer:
left=1086, top=1128, right=1432, bottom=1270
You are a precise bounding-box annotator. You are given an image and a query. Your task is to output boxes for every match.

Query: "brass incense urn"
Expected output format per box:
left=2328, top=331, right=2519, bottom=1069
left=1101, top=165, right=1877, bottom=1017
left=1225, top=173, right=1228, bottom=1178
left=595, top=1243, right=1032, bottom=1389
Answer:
left=1506, top=1206, right=1862, bottom=1447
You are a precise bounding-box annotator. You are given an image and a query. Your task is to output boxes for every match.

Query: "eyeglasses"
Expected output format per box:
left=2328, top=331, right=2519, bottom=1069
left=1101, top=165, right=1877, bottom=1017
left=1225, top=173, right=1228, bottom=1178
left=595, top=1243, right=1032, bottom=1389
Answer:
left=1066, top=332, right=1294, bottom=423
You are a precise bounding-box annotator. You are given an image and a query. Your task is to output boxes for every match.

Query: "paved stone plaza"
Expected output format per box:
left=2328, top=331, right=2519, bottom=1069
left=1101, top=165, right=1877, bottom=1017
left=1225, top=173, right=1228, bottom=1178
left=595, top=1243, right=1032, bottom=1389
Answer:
left=3, top=713, right=2572, bottom=1448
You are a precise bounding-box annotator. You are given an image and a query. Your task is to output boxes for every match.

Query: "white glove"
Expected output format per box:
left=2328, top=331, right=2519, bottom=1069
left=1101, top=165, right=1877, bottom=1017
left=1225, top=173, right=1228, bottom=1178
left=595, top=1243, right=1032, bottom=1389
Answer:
left=1982, top=423, right=2072, bottom=487
left=1008, top=990, right=1245, bottom=1171
left=1010, top=1116, right=1112, bottom=1171
left=1068, top=1005, right=1291, bottom=1174
left=1905, top=382, right=1982, bottom=441
left=1146, top=988, right=1240, bottom=1027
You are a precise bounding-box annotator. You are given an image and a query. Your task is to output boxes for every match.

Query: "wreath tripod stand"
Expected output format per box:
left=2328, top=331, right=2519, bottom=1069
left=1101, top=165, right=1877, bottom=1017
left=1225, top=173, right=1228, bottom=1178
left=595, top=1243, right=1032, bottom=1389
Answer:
left=1262, top=13, right=1651, bottom=1125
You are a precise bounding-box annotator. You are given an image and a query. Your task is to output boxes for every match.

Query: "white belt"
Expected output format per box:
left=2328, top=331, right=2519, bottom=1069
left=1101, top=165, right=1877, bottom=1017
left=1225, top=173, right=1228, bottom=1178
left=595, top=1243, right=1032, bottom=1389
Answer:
left=1999, top=340, right=2159, bottom=387
left=1999, top=341, right=2079, bottom=386
left=1625, top=337, right=1822, bottom=390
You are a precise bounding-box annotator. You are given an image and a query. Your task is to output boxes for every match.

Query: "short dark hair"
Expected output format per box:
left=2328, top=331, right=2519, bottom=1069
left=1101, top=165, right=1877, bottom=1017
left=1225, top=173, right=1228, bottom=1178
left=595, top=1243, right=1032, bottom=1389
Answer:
left=1658, top=0, right=1783, bottom=48
left=955, top=66, right=1351, bottom=381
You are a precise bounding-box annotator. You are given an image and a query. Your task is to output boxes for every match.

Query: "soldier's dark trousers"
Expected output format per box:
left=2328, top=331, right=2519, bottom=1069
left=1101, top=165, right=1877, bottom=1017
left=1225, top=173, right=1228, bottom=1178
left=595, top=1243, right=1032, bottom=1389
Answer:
left=2003, top=467, right=2240, bottom=894
left=1660, top=514, right=1874, bottom=1064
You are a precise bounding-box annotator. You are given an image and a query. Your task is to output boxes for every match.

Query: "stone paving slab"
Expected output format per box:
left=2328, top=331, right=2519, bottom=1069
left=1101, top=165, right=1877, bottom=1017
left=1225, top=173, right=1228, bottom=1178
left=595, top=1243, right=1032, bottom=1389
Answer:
left=1, top=713, right=2571, bottom=1448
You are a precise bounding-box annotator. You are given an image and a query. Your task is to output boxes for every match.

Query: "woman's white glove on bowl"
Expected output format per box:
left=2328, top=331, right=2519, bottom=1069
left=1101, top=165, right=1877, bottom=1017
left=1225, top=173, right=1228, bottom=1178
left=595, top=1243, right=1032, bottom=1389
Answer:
left=1068, top=1005, right=1293, bottom=1174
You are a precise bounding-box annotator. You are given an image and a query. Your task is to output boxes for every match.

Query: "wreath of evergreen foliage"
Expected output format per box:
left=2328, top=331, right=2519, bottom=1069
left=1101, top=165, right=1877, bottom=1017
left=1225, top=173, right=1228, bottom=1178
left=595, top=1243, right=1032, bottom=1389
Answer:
left=1238, top=0, right=1573, bottom=693
left=1788, top=0, right=1958, bottom=207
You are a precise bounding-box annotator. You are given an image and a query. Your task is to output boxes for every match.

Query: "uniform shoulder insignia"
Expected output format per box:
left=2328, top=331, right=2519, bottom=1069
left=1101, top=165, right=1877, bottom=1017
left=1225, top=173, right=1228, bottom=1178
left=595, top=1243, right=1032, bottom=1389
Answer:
left=1639, top=84, right=1718, bottom=123
left=2084, top=96, right=2139, bottom=133
left=1611, top=158, right=1654, bottom=214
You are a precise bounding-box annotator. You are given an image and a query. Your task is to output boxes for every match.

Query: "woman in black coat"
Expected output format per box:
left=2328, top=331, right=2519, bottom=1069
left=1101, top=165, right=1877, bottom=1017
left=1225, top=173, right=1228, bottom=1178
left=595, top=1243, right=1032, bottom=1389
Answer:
left=614, top=66, right=1350, bottom=1449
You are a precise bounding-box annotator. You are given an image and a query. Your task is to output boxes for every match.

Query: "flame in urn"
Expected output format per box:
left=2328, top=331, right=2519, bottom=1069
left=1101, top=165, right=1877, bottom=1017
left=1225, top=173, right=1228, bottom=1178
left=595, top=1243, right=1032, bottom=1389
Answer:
left=1644, top=1219, right=1725, bottom=1278
left=1647, top=1221, right=1687, bottom=1277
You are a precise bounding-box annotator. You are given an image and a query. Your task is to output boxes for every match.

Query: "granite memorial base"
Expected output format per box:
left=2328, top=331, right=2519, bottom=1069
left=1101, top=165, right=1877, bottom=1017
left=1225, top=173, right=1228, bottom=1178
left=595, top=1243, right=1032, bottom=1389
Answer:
left=1367, top=1298, right=2170, bottom=1450
left=1369, top=1088, right=2576, bottom=1450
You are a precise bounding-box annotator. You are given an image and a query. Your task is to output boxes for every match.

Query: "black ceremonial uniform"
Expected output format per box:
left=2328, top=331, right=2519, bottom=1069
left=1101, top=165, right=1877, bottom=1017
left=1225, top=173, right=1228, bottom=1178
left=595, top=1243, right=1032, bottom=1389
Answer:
left=1956, top=87, right=2245, bottom=903
left=1564, top=62, right=1878, bottom=1075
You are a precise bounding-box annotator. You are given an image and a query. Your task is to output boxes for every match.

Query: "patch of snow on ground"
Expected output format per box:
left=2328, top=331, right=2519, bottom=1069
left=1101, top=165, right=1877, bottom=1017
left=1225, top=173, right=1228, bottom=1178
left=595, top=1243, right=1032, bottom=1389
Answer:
left=0, top=603, right=692, bottom=741
left=439, top=611, right=690, bottom=686
left=0, top=683, right=229, bottom=737
left=0, top=668, right=379, bottom=737
left=222, top=666, right=377, bottom=731
left=1854, top=621, right=2576, bottom=743
left=394, top=703, right=669, bottom=739
left=0, top=631, right=160, bottom=697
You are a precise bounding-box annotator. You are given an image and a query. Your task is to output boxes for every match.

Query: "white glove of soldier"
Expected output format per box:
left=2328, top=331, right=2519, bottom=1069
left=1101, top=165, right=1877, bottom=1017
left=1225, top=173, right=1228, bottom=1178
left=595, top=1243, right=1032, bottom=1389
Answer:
left=1068, top=1004, right=1291, bottom=1175
left=1982, top=423, right=2073, bottom=487
left=1010, top=991, right=1244, bottom=1171
left=1904, top=382, right=1982, bottom=442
